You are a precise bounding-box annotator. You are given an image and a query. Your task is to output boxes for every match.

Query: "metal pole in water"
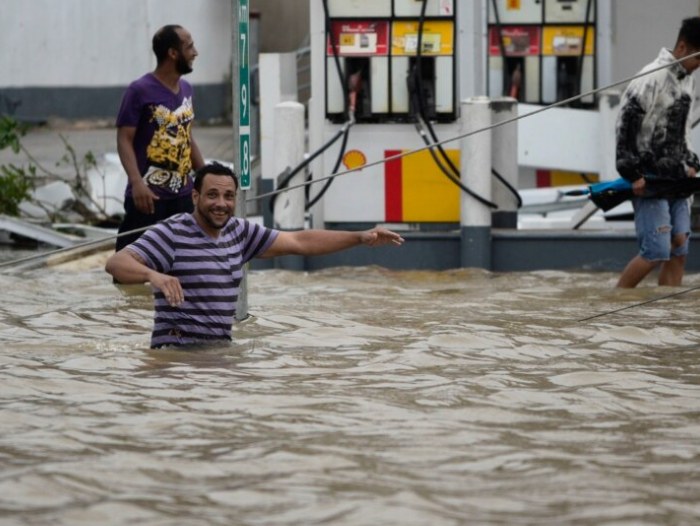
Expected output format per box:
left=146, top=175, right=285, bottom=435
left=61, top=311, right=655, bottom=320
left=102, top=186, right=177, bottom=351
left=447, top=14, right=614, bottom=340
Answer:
left=490, top=96, right=518, bottom=229
left=460, top=96, right=493, bottom=269
left=233, top=0, right=250, bottom=321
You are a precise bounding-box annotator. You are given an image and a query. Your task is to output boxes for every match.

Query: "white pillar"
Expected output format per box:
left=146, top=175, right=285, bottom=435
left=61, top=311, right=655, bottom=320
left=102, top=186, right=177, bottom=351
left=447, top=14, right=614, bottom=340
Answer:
left=490, top=96, right=518, bottom=228
left=599, top=89, right=621, bottom=181
left=307, top=0, right=327, bottom=228
left=259, top=53, right=299, bottom=182
left=460, top=96, right=492, bottom=269
left=272, top=101, right=306, bottom=231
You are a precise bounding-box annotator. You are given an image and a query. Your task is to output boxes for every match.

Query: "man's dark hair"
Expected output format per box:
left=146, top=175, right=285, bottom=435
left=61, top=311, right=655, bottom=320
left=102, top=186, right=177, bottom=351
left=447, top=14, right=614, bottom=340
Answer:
left=678, top=17, right=700, bottom=49
left=193, top=162, right=239, bottom=192
left=153, top=25, right=184, bottom=64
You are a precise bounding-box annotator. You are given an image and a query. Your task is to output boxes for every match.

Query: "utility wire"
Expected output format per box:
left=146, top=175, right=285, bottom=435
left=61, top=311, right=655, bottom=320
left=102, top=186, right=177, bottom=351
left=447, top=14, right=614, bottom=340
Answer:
left=579, top=285, right=700, bottom=322
left=0, top=225, right=151, bottom=270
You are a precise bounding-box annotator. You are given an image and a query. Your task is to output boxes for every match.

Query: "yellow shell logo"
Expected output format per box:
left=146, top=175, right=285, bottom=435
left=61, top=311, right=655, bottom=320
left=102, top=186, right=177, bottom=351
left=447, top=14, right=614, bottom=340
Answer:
left=342, top=149, right=367, bottom=170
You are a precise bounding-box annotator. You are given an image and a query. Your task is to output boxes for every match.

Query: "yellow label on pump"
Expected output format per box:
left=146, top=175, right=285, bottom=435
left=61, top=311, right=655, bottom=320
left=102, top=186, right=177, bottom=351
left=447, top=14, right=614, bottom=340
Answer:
left=340, top=34, right=355, bottom=46
left=507, top=0, right=521, bottom=10
left=391, top=20, right=454, bottom=56
left=542, top=26, right=595, bottom=56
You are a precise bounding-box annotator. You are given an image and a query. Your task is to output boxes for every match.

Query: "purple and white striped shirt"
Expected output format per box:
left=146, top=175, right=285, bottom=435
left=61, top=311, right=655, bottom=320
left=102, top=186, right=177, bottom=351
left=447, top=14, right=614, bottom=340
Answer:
left=126, top=213, right=279, bottom=348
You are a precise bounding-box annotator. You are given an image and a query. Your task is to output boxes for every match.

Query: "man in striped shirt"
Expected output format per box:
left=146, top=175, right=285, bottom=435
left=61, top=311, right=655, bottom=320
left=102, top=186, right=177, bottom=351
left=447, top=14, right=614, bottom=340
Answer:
left=105, top=162, right=404, bottom=348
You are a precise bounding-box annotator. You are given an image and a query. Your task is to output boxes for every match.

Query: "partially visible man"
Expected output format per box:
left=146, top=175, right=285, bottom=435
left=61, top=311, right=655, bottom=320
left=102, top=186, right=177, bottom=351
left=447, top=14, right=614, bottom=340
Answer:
left=115, top=24, right=205, bottom=251
left=616, top=16, right=700, bottom=288
left=105, top=163, right=405, bottom=348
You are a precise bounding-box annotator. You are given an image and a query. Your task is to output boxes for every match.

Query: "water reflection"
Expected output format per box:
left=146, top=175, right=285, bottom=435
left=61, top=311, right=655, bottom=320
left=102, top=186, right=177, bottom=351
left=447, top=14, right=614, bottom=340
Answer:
left=1, top=258, right=700, bottom=525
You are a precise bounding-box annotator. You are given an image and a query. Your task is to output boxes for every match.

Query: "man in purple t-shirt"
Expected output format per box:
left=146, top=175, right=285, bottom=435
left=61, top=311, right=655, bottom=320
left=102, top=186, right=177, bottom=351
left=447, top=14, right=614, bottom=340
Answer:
left=105, top=163, right=405, bottom=348
left=114, top=24, right=205, bottom=251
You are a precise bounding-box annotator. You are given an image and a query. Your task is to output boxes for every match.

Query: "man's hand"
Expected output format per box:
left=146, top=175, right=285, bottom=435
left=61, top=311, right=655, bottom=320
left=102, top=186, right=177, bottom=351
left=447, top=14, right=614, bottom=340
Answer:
left=632, top=177, right=646, bottom=196
left=149, top=272, right=185, bottom=307
left=688, top=166, right=698, bottom=178
left=360, top=227, right=405, bottom=247
left=132, top=180, right=159, bottom=214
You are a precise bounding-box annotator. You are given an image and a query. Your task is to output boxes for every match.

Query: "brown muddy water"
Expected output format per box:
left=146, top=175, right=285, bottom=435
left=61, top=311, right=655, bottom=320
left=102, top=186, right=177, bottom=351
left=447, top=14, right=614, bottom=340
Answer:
left=1, top=252, right=699, bottom=525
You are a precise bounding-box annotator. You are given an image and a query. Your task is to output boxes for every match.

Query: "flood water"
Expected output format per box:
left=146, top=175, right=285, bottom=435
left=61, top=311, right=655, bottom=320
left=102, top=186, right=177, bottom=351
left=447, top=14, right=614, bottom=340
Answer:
left=1, top=253, right=700, bottom=525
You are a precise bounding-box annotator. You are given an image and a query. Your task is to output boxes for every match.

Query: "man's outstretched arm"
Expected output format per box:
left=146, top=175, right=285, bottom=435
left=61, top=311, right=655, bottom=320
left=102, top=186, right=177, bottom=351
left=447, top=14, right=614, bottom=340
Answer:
left=260, top=227, right=404, bottom=258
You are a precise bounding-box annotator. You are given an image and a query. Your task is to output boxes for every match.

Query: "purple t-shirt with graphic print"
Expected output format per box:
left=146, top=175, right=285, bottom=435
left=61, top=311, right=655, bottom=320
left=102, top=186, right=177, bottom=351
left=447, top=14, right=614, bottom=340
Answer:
left=116, top=73, right=196, bottom=199
left=126, top=213, right=279, bottom=348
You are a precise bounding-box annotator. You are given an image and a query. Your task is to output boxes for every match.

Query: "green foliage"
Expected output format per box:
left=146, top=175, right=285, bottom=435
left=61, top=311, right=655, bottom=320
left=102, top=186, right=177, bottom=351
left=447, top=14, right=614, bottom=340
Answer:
left=0, top=163, right=35, bottom=216
left=58, top=136, right=98, bottom=197
left=0, top=117, right=33, bottom=216
left=0, top=115, right=104, bottom=221
left=0, top=115, right=28, bottom=152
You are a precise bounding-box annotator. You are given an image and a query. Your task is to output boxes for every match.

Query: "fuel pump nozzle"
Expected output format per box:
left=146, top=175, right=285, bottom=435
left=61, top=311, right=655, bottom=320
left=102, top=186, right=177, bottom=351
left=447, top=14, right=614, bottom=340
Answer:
left=347, top=70, right=362, bottom=123
left=509, top=62, right=522, bottom=100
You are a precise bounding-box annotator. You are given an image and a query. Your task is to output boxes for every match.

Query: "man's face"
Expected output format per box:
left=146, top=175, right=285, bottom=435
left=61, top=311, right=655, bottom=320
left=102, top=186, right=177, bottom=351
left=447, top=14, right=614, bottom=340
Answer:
left=174, top=28, right=198, bottom=75
left=678, top=42, right=700, bottom=74
left=193, top=174, right=237, bottom=235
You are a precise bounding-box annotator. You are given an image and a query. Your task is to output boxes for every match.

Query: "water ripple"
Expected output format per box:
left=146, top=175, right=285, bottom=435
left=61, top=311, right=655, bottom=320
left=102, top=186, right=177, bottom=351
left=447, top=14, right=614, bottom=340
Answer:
left=1, top=264, right=700, bottom=524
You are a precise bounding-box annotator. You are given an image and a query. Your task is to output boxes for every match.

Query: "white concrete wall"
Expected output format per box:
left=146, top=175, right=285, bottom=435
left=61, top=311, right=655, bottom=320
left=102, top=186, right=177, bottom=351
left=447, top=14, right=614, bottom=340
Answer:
left=1, top=0, right=232, bottom=88
left=251, top=0, right=309, bottom=52
left=611, top=0, right=700, bottom=81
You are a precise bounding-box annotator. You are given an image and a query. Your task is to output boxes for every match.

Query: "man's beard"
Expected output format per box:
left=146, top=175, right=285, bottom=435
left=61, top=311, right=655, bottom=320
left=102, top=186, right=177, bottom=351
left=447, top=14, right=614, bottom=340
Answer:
left=176, top=54, right=193, bottom=75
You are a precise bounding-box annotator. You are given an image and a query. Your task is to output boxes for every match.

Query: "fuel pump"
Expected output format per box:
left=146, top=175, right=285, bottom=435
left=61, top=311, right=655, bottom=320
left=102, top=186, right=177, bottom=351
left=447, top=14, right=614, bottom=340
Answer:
left=542, top=0, right=596, bottom=106
left=310, top=0, right=518, bottom=226
left=391, top=17, right=455, bottom=121
left=488, top=0, right=543, bottom=103
left=488, top=0, right=596, bottom=107
left=325, top=18, right=391, bottom=123
left=324, top=0, right=456, bottom=124
left=304, top=0, right=607, bottom=228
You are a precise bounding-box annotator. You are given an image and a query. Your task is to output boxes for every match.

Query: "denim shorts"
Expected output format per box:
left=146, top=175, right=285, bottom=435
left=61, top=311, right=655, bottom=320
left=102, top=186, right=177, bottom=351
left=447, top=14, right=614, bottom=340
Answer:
left=632, top=196, right=691, bottom=261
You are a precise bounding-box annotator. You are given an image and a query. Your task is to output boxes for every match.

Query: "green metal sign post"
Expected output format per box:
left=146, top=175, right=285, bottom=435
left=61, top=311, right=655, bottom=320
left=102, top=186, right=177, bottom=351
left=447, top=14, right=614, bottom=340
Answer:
left=238, top=0, right=251, bottom=189
left=233, top=0, right=250, bottom=321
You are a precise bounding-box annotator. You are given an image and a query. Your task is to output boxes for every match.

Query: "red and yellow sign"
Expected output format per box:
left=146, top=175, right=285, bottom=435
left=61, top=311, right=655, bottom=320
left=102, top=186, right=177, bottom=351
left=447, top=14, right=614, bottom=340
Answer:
left=489, top=26, right=541, bottom=56
left=391, top=20, right=454, bottom=56
left=384, top=149, right=460, bottom=222
left=327, top=21, right=390, bottom=56
left=537, top=169, right=599, bottom=187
